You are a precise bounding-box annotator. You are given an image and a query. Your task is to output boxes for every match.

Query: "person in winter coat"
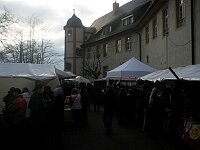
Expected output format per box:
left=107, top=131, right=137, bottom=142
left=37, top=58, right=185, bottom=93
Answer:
left=2, top=87, right=16, bottom=124
left=29, top=84, right=46, bottom=127
left=22, top=87, right=31, bottom=120
left=103, top=86, right=115, bottom=135
left=8, top=88, right=27, bottom=126
left=70, top=88, right=82, bottom=127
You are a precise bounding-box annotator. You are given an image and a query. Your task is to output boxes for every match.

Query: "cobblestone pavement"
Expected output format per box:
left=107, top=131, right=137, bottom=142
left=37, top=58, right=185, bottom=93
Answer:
left=62, top=109, right=194, bottom=150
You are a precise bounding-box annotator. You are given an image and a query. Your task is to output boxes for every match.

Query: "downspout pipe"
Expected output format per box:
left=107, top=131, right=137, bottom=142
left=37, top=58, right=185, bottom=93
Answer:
left=73, top=27, right=77, bottom=74
left=191, top=0, right=194, bottom=65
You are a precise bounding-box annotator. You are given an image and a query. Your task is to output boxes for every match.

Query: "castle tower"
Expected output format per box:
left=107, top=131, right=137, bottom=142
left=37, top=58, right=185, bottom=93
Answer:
left=63, top=12, right=84, bottom=75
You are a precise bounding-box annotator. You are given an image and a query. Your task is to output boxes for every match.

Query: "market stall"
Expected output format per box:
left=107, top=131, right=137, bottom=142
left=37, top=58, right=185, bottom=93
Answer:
left=107, top=57, right=157, bottom=79
left=139, top=64, right=200, bottom=149
left=0, top=63, right=73, bottom=113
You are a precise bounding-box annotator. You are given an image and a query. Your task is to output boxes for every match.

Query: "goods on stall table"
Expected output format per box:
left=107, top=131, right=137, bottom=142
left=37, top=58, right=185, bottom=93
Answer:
left=189, top=124, right=200, bottom=140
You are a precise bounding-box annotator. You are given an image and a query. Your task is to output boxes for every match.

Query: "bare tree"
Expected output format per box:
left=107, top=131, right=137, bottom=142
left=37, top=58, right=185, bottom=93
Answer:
left=83, top=52, right=103, bottom=79
left=0, top=7, right=16, bottom=48
left=0, top=12, right=61, bottom=65
left=39, top=39, right=61, bottom=64
left=0, top=50, right=9, bottom=62
left=2, top=37, right=60, bottom=64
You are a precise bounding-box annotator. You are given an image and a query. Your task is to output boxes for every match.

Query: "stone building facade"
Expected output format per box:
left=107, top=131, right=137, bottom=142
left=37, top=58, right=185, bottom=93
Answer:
left=139, top=0, right=192, bottom=69
left=64, top=0, right=199, bottom=79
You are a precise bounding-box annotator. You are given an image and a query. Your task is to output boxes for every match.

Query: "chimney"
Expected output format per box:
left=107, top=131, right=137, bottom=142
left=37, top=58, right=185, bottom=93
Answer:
left=113, top=1, right=119, bottom=15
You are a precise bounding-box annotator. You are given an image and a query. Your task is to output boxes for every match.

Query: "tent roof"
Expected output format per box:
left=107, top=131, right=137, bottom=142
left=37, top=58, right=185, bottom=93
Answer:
left=0, top=63, right=71, bottom=80
left=55, top=68, right=76, bottom=79
left=69, top=76, right=90, bottom=84
left=107, top=57, right=157, bottom=78
left=139, top=64, right=200, bottom=82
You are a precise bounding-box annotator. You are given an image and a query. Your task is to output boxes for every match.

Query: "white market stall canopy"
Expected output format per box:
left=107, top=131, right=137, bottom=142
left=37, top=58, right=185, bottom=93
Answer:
left=0, top=63, right=74, bottom=80
left=139, top=64, right=200, bottom=82
left=0, top=63, right=56, bottom=80
left=69, top=76, right=91, bottom=84
left=107, top=57, right=157, bottom=79
left=0, top=63, right=70, bottom=113
left=55, top=68, right=76, bottom=79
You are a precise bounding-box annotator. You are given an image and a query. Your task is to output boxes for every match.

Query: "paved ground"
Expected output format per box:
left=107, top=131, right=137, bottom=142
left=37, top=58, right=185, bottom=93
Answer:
left=62, top=109, right=194, bottom=150
left=0, top=108, right=195, bottom=150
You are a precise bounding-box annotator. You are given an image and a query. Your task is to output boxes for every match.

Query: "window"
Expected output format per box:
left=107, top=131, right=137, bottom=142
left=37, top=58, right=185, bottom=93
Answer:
left=125, top=36, right=132, bottom=51
left=176, top=0, right=186, bottom=27
left=67, top=29, right=72, bottom=36
left=163, top=7, right=169, bottom=36
left=145, top=25, right=149, bottom=43
left=123, top=19, right=128, bottom=26
left=103, top=66, right=108, bottom=77
left=76, top=48, right=82, bottom=56
left=103, top=25, right=112, bottom=35
left=152, top=17, right=157, bottom=39
left=116, top=39, right=122, bottom=53
left=129, top=16, right=134, bottom=24
left=103, top=43, right=108, bottom=57
left=65, top=63, right=71, bottom=71
left=96, top=45, right=100, bottom=58
left=84, top=35, right=88, bottom=41
left=87, top=48, right=91, bottom=59
left=122, top=15, right=134, bottom=26
left=109, top=26, right=112, bottom=32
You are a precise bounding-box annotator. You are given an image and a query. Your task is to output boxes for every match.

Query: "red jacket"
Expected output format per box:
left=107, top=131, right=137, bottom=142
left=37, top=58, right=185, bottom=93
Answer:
left=8, top=95, right=27, bottom=125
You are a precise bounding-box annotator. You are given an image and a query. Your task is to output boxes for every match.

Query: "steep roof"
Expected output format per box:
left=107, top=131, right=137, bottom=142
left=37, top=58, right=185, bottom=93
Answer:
left=82, top=1, right=152, bottom=45
left=90, top=0, right=152, bottom=33
left=65, top=14, right=83, bottom=28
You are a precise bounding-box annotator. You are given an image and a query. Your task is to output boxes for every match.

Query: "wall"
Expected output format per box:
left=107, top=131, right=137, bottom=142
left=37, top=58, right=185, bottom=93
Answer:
left=141, top=0, right=192, bottom=69
left=194, top=0, right=200, bottom=64
left=86, top=32, right=140, bottom=79
left=65, top=27, right=84, bottom=75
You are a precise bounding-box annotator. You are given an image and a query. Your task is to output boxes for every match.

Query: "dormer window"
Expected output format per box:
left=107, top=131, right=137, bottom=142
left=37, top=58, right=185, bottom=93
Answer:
left=122, top=15, right=134, bottom=26
left=103, top=25, right=112, bottom=35
left=123, top=19, right=128, bottom=26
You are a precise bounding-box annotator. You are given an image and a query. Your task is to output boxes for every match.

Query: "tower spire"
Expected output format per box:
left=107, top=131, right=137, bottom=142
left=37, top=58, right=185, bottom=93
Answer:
left=73, top=9, right=75, bottom=15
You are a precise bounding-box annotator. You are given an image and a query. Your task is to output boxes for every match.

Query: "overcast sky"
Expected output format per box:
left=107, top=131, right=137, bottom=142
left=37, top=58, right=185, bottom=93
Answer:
left=0, top=0, right=131, bottom=70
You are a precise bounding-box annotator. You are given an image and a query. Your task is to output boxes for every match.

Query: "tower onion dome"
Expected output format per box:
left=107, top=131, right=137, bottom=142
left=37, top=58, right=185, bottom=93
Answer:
left=66, top=14, right=83, bottom=28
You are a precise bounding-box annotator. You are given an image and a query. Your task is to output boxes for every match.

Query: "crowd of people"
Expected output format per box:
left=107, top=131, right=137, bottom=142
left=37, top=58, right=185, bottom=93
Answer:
left=101, top=80, right=199, bottom=139
left=0, top=81, right=92, bottom=149
left=1, top=83, right=65, bottom=149
left=0, top=79, right=199, bottom=149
